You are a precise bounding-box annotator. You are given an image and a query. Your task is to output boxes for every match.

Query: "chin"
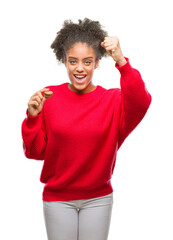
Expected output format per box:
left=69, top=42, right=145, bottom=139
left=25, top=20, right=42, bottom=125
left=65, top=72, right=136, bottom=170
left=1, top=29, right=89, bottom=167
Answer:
left=73, top=82, right=88, bottom=89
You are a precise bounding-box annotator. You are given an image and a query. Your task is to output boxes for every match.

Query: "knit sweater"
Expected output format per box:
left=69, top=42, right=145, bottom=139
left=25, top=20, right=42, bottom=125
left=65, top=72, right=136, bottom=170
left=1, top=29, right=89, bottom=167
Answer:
left=21, top=58, right=151, bottom=201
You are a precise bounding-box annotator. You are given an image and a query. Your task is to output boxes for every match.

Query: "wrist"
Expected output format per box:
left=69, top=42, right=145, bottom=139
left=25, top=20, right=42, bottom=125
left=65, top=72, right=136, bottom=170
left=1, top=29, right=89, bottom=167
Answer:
left=27, top=108, right=40, bottom=118
left=116, top=57, right=127, bottom=66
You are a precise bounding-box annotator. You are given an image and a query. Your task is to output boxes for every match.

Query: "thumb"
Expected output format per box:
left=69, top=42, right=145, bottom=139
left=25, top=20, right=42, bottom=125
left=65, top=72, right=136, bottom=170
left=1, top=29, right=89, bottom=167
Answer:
left=42, top=93, right=51, bottom=105
left=42, top=91, right=53, bottom=105
left=43, top=96, right=47, bottom=104
left=101, top=41, right=105, bottom=48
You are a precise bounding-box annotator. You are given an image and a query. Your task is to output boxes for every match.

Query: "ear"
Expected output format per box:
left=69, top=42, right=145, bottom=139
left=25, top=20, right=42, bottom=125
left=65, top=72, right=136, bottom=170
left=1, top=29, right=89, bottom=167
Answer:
left=94, top=59, right=99, bottom=69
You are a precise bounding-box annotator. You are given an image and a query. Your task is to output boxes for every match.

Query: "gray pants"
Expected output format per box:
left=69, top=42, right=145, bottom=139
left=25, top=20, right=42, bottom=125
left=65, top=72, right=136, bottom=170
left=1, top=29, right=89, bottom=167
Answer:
left=43, top=192, right=113, bottom=240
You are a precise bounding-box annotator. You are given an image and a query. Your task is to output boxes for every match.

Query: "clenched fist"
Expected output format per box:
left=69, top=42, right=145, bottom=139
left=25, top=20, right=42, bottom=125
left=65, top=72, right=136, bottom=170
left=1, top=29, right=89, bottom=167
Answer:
left=101, top=37, right=127, bottom=66
left=28, top=88, right=51, bottom=116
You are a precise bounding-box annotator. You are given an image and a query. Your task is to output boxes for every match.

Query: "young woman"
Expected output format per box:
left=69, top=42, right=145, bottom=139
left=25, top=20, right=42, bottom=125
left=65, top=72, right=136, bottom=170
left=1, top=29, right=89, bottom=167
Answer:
left=21, top=18, right=152, bottom=240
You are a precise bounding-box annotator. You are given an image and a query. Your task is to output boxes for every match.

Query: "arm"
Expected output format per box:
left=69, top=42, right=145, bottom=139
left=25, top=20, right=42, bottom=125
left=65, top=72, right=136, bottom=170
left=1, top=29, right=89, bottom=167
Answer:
left=101, top=37, right=152, bottom=148
left=21, top=88, right=51, bottom=160
left=116, top=59, right=151, bottom=148
left=21, top=109, right=47, bottom=160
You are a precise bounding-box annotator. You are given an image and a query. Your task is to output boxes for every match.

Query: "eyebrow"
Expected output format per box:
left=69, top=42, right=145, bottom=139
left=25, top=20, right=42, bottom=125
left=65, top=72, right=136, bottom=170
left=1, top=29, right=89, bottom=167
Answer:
left=68, top=57, right=94, bottom=60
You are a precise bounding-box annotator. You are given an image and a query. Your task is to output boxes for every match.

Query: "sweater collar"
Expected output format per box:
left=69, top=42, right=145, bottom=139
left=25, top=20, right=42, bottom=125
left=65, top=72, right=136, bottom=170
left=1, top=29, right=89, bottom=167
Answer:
left=62, top=82, right=103, bottom=98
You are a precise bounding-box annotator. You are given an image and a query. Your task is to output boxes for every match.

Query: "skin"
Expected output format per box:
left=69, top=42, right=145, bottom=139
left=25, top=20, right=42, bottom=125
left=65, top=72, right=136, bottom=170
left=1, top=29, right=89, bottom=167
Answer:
left=64, top=42, right=99, bottom=94
left=28, top=36, right=126, bottom=116
left=28, top=88, right=50, bottom=116
left=101, top=36, right=127, bottom=66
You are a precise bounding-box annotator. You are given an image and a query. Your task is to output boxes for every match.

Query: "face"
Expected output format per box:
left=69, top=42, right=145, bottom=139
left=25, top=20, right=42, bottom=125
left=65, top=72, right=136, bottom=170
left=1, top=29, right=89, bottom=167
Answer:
left=65, top=42, right=99, bottom=94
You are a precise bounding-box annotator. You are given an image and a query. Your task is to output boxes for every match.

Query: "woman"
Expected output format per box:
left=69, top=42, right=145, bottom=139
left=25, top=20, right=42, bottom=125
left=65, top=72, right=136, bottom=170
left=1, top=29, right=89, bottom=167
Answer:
left=21, top=18, right=151, bottom=240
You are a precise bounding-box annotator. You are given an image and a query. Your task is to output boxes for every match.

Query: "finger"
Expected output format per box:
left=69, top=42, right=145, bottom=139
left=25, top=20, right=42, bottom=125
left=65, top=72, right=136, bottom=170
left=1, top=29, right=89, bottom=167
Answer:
left=34, top=88, right=50, bottom=100
left=104, top=36, right=116, bottom=42
left=31, top=95, right=42, bottom=104
left=33, top=88, right=49, bottom=96
left=107, top=50, right=112, bottom=56
left=28, top=100, right=40, bottom=108
left=104, top=37, right=119, bottom=45
left=40, top=88, right=50, bottom=93
left=106, top=44, right=118, bottom=50
left=40, top=88, right=50, bottom=98
left=105, top=36, right=118, bottom=40
left=104, top=36, right=112, bottom=41
left=101, top=41, right=113, bottom=48
left=104, top=38, right=118, bottom=43
left=104, top=39, right=112, bottom=43
left=37, top=91, right=44, bottom=100
left=105, top=46, right=116, bottom=51
left=103, top=42, right=114, bottom=47
left=101, top=41, right=105, bottom=47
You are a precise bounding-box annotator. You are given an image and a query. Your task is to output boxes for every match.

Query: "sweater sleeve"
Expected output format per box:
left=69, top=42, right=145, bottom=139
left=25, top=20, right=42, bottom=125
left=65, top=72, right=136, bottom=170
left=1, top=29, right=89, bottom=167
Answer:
left=116, top=58, right=152, bottom=149
left=21, top=108, right=47, bottom=160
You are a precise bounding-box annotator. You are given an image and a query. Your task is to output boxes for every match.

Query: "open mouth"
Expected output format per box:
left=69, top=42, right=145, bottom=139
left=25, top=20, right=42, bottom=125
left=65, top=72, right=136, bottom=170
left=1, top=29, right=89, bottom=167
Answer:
left=74, top=74, right=87, bottom=83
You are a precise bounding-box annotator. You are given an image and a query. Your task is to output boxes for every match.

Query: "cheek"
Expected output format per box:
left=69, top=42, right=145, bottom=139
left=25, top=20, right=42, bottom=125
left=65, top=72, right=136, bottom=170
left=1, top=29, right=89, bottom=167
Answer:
left=66, top=65, right=73, bottom=75
left=87, top=67, right=95, bottom=77
left=66, top=66, right=76, bottom=82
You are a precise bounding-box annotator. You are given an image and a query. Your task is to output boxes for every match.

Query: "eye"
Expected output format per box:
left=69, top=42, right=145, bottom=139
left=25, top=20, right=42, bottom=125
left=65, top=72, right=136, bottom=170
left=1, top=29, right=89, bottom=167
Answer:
left=69, top=60, right=77, bottom=65
left=85, top=61, right=91, bottom=65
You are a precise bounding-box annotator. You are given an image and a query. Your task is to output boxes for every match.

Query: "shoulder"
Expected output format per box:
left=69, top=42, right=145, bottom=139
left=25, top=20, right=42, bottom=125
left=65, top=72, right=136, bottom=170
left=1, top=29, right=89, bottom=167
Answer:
left=98, top=86, right=122, bottom=107
left=100, top=85, right=121, bottom=98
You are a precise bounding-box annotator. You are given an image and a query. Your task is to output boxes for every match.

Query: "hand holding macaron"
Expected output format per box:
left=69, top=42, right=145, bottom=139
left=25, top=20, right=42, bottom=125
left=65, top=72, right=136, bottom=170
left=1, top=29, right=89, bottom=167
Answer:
left=28, top=88, right=53, bottom=116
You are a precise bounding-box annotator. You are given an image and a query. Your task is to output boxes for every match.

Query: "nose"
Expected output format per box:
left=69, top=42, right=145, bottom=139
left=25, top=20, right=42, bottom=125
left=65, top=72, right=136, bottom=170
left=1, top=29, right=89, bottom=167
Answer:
left=76, top=62, right=84, bottom=72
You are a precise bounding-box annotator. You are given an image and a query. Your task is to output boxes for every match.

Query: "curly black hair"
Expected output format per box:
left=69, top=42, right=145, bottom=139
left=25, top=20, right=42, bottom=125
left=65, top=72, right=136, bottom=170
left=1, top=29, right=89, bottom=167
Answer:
left=50, top=18, right=108, bottom=63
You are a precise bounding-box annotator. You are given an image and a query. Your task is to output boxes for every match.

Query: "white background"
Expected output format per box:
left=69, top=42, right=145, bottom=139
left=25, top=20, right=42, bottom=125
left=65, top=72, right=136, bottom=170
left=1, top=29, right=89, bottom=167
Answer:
left=0, top=0, right=173, bottom=239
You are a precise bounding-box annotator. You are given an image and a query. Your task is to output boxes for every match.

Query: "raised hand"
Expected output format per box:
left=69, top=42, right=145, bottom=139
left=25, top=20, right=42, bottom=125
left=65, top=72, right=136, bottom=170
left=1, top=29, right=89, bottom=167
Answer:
left=101, top=36, right=127, bottom=66
left=28, top=88, right=51, bottom=116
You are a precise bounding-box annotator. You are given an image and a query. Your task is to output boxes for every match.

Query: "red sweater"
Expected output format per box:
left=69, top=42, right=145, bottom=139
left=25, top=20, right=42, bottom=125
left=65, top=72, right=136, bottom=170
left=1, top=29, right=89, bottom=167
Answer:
left=21, top=58, right=151, bottom=201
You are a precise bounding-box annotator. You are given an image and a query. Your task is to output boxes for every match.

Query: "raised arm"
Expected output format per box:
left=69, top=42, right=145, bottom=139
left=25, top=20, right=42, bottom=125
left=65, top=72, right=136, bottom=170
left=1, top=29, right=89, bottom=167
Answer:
left=116, top=59, right=151, bottom=148
left=101, top=37, right=152, bottom=148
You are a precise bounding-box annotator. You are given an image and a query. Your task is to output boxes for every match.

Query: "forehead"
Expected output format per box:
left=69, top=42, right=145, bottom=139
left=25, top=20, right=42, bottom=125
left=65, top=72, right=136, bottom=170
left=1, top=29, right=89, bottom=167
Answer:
left=67, top=42, right=96, bottom=59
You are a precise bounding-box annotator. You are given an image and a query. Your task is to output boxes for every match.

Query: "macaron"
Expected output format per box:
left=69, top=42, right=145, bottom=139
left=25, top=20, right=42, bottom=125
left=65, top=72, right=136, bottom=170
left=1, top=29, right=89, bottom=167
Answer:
left=44, top=91, right=53, bottom=98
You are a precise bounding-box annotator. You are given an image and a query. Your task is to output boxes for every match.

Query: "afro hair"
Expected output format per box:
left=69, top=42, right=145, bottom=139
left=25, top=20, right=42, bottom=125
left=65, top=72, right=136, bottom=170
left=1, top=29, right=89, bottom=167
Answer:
left=50, top=18, right=108, bottom=63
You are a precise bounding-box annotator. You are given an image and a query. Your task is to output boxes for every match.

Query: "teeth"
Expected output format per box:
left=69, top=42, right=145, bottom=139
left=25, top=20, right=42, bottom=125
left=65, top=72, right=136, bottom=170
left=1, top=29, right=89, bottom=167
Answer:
left=75, top=75, right=86, bottom=79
